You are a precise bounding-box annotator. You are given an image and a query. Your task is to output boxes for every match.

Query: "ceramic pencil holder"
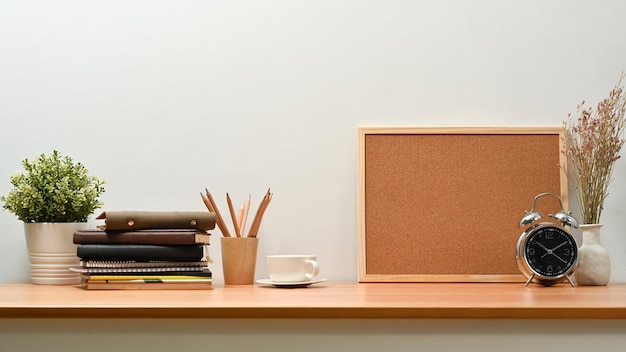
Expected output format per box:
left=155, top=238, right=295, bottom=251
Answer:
left=221, top=237, right=258, bottom=285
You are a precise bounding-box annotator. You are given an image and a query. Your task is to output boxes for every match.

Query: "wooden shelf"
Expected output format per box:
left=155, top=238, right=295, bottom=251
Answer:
left=1, top=282, right=626, bottom=319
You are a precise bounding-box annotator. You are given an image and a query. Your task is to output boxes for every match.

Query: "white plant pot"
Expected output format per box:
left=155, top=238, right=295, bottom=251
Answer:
left=23, top=222, right=87, bottom=285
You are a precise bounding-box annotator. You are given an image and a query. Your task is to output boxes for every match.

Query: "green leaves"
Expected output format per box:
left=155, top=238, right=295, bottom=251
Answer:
left=0, top=150, right=106, bottom=222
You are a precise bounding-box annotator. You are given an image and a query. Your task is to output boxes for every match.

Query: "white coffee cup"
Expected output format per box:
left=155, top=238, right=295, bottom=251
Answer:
left=266, top=255, right=319, bottom=282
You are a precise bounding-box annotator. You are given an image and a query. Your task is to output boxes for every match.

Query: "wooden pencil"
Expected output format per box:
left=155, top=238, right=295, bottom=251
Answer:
left=247, top=194, right=265, bottom=237
left=204, top=189, right=231, bottom=237
left=239, top=195, right=251, bottom=237
left=237, top=203, right=244, bottom=233
left=255, top=192, right=272, bottom=236
left=200, top=192, right=214, bottom=212
left=248, top=189, right=272, bottom=238
left=226, top=193, right=242, bottom=237
left=200, top=192, right=230, bottom=237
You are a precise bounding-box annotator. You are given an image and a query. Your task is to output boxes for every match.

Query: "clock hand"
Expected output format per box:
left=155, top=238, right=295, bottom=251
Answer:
left=541, top=242, right=570, bottom=259
left=550, top=242, right=568, bottom=252
left=536, top=242, right=550, bottom=252
left=538, top=241, right=569, bottom=261
left=536, top=242, right=551, bottom=258
left=551, top=252, right=569, bottom=265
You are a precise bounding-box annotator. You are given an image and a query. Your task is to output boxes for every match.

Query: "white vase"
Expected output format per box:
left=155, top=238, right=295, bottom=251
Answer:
left=23, top=222, right=87, bottom=285
left=574, top=224, right=611, bottom=286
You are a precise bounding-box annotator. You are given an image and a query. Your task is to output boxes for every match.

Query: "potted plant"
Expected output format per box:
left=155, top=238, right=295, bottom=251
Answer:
left=1, top=150, right=105, bottom=284
left=562, top=73, right=626, bottom=285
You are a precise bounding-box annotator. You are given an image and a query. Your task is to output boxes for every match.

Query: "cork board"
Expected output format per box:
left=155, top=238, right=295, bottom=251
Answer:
left=357, top=127, right=567, bottom=282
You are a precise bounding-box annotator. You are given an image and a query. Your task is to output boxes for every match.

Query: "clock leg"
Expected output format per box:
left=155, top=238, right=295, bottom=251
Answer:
left=566, top=274, right=576, bottom=287
left=525, top=274, right=535, bottom=287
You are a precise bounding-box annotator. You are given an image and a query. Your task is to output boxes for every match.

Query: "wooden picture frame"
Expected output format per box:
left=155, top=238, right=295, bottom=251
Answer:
left=357, top=127, right=567, bottom=282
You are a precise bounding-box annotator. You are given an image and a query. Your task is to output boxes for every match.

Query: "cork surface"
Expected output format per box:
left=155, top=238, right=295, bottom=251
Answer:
left=359, top=128, right=564, bottom=281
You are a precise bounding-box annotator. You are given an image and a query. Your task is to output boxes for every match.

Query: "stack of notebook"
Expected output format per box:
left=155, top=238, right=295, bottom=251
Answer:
left=72, top=211, right=216, bottom=290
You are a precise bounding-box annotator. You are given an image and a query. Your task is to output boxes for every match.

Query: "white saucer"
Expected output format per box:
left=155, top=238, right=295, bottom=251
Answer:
left=256, top=278, right=327, bottom=288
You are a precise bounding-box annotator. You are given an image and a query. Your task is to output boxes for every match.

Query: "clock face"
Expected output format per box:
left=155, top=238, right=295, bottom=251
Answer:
left=524, top=226, right=577, bottom=278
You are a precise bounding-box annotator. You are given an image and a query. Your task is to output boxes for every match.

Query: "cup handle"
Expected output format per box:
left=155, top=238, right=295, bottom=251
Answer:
left=304, top=260, right=319, bottom=279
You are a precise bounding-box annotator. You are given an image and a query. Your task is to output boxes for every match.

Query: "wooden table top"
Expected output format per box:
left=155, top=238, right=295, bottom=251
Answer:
left=1, top=281, right=625, bottom=319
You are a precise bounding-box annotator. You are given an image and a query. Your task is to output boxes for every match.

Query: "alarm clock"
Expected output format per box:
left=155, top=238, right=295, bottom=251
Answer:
left=515, top=192, right=579, bottom=287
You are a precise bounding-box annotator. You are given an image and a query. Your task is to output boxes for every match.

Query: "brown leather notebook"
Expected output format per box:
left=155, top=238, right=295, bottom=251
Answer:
left=74, top=229, right=210, bottom=245
left=96, top=211, right=216, bottom=231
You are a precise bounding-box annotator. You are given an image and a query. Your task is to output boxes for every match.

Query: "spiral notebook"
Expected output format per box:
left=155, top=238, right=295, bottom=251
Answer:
left=71, top=266, right=210, bottom=274
left=79, top=260, right=210, bottom=268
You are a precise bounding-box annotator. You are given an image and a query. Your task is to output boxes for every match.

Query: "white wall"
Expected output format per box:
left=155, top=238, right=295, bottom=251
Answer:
left=2, top=0, right=626, bottom=284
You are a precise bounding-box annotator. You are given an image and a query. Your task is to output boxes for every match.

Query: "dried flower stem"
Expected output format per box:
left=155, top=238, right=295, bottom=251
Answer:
left=562, top=73, right=626, bottom=224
